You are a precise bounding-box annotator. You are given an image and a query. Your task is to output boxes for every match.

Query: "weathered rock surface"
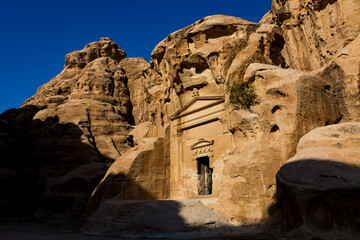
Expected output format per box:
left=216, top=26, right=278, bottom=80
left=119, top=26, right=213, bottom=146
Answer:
left=262, top=0, right=360, bottom=121
left=211, top=63, right=341, bottom=223
left=81, top=129, right=170, bottom=222
left=64, top=37, right=126, bottom=69
left=276, top=122, right=360, bottom=239
left=83, top=199, right=228, bottom=237
left=262, top=0, right=360, bottom=71
left=0, top=38, right=134, bottom=219
left=119, top=58, right=150, bottom=125
left=1, top=0, right=360, bottom=239
left=126, top=14, right=289, bottom=137
left=316, top=35, right=360, bottom=121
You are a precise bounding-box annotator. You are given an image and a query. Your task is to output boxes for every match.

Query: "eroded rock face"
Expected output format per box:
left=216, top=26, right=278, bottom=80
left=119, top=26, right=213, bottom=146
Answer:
left=276, top=122, right=360, bottom=239
left=119, top=58, right=152, bottom=125
left=260, top=0, right=360, bottom=123
left=82, top=128, right=170, bottom=222
left=80, top=8, right=358, bottom=229
left=211, top=63, right=341, bottom=223
left=64, top=37, right=126, bottom=69
left=0, top=38, right=134, bottom=219
left=262, top=0, right=360, bottom=71
left=83, top=199, right=228, bottom=237
left=316, top=35, right=360, bottom=121
left=1, top=1, right=360, bottom=237
left=127, top=15, right=288, bottom=137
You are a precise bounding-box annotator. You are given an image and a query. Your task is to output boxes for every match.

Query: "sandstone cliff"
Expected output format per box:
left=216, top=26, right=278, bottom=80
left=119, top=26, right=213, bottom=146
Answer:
left=0, top=0, right=359, bottom=239
left=0, top=38, right=136, bottom=218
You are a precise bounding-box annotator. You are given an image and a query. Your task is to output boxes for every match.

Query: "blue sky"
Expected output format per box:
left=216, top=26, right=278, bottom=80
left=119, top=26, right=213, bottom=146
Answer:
left=0, top=0, right=271, bottom=114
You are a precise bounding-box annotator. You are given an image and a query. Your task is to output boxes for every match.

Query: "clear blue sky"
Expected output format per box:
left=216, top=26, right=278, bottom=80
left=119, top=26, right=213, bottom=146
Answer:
left=0, top=0, right=271, bottom=114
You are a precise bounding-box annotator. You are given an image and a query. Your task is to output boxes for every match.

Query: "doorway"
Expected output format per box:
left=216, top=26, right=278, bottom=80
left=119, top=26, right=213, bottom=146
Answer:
left=196, top=156, right=212, bottom=195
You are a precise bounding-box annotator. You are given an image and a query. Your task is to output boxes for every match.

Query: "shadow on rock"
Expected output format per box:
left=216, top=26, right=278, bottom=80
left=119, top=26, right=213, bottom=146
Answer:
left=0, top=106, right=112, bottom=219
left=275, top=159, right=360, bottom=240
left=2, top=106, right=360, bottom=240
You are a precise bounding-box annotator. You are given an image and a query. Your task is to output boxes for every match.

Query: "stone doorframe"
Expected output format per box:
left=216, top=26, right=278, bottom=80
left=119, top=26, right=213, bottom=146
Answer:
left=191, top=139, right=214, bottom=161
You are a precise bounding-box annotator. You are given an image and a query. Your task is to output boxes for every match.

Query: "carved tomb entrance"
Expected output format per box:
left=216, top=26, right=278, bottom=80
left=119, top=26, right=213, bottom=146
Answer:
left=196, top=156, right=212, bottom=195
left=169, top=96, right=233, bottom=199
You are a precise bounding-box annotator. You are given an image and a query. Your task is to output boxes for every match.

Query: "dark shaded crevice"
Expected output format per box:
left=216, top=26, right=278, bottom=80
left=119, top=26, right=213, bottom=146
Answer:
left=270, top=34, right=286, bottom=68
left=184, top=83, right=208, bottom=91
left=85, top=109, right=104, bottom=163
left=179, top=55, right=209, bottom=74
left=276, top=6, right=292, bottom=24
left=315, top=0, right=337, bottom=11
left=121, top=73, right=136, bottom=125
left=276, top=0, right=287, bottom=5
left=270, top=124, right=280, bottom=133
left=127, top=100, right=136, bottom=126
left=151, top=46, right=165, bottom=65
left=272, top=105, right=282, bottom=114
left=267, top=89, right=288, bottom=98
left=107, top=70, right=116, bottom=97
left=202, top=25, right=237, bottom=39
left=110, top=137, right=122, bottom=156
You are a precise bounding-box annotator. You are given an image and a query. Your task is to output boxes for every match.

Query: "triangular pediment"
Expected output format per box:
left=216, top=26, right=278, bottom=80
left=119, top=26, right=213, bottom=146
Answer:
left=170, top=96, right=224, bottom=120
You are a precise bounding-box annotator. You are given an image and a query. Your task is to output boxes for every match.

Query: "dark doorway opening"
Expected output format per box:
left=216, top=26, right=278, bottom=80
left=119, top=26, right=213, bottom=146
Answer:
left=196, top=156, right=212, bottom=195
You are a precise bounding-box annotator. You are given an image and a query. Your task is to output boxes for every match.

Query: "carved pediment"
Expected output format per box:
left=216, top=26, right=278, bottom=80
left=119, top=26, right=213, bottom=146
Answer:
left=191, top=139, right=214, bottom=150
left=191, top=139, right=214, bottom=159
left=170, top=96, right=224, bottom=120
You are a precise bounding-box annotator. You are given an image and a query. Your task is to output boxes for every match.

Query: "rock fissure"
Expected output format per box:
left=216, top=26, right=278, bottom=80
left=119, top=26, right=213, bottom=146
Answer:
left=85, top=108, right=104, bottom=163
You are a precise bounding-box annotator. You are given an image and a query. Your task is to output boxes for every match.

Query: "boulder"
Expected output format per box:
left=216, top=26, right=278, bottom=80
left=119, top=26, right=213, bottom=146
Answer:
left=82, top=131, right=170, bottom=222
left=276, top=122, right=360, bottom=239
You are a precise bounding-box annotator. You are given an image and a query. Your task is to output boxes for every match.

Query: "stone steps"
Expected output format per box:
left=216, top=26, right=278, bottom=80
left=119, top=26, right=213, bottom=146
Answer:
left=94, top=199, right=228, bottom=234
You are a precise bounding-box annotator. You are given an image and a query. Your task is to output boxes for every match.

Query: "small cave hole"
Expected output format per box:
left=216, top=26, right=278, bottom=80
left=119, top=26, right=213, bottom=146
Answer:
left=269, top=34, right=286, bottom=68
left=324, top=85, right=331, bottom=91
left=270, top=124, right=280, bottom=133
left=275, top=90, right=287, bottom=97
left=271, top=105, right=281, bottom=114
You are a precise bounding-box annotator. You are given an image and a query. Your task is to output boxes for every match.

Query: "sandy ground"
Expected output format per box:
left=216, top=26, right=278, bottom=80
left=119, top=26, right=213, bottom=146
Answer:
left=0, top=219, right=242, bottom=240
left=0, top=219, right=126, bottom=240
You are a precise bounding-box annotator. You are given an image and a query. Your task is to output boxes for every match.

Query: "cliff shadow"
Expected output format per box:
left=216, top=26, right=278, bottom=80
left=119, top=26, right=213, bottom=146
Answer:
left=0, top=105, right=187, bottom=238
left=3, top=106, right=360, bottom=239
left=0, top=105, right=126, bottom=220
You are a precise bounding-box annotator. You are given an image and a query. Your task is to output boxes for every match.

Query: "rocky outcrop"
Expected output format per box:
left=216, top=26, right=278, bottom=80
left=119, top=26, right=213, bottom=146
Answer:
left=261, top=0, right=360, bottom=121
left=83, top=199, right=228, bottom=238
left=276, top=122, right=360, bottom=239
left=0, top=38, right=134, bottom=219
left=211, top=63, right=341, bottom=223
left=262, top=0, right=360, bottom=71
left=119, top=58, right=150, bottom=125
left=64, top=37, right=126, bottom=69
left=316, top=35, right=360, bottom=121
left=82, top=126, right=170, bottom=222
left=128, top=15, right=289, bottom=137
left=0, top=0, right=360, bottom=238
